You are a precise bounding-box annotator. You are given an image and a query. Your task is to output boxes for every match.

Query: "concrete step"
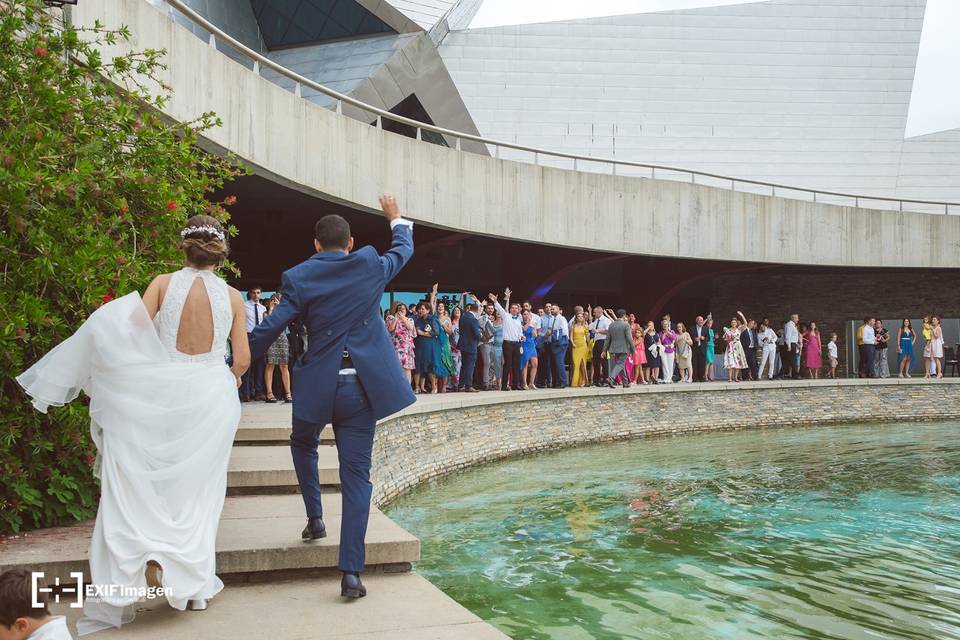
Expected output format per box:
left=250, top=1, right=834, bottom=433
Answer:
left=235, top=421, right=334, bottom=445
left=235, top=402, right=334, bottom=444
left=227, top=445, right=339, bottom=490
left=1, top=494, right=419, bottom=583
left=51, top=571, right=508, bottom=639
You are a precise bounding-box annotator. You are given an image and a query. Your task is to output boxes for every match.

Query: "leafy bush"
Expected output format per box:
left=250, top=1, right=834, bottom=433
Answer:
left=0, top=0, right=245, bottom=533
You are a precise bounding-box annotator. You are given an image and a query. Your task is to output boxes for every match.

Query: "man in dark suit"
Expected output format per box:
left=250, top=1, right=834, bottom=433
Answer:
left=457, top=293, right=482, bottom=392
left=249, top=194, right=414, bottom=599
left=691, top=315, right=708, bottom=382
left=739, top=317, right=759, bottom=381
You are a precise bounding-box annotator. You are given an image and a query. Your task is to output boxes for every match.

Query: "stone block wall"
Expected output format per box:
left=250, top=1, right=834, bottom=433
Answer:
left=371, top=379, right=960, bottom=507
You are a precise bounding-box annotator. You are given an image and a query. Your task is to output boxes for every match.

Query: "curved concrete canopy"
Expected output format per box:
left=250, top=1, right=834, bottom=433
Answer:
left=76, top=0, right=960, bottom=269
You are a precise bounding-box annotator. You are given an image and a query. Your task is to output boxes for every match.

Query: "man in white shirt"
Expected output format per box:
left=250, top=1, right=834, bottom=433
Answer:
left=860, top=317, right=877, bottom=378
left=489, top=288, right=523, bottom=390
left=241, top=287, right=267, bottom=401
left=588, top=306, right=612, bottom=386
left=537, top=302, right=556, bottom=389
left=757, top=319, right=778, bottom=380
left=783, top=314, right=800, bottom=379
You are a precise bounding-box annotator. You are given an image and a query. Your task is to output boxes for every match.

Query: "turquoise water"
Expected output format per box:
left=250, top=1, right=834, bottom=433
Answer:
left=386, top=422, right=960, bottom=639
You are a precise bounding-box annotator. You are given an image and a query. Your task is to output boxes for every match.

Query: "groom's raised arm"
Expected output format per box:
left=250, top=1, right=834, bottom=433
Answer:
left=377, top=194, right=413, bottom=284
left=249, top=272, right=302, bottom=361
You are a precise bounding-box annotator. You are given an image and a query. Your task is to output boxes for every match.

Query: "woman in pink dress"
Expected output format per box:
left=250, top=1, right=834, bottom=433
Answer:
left=629, top=315, right=648, bottom=384
left=386, top=301, right=416, bottom=386
left=802, top=321, right=823, bottom=378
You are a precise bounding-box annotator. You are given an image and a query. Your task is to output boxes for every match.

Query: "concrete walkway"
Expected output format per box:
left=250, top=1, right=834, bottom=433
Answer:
left=50, top=572, right=506, bottom=639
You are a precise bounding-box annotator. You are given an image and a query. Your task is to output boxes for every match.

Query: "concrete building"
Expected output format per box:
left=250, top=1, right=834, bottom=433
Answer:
left=441, top=0, right=960, bottom=205
left=74, top=0, right=960, bottom=371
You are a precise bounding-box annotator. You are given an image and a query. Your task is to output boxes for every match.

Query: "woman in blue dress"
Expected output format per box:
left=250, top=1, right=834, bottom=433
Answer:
left=897, top=318, right=916, bottom=378
left=704, top=317, right=716, bottom=381
left=413, top=284, right=443, bottom=393
left=520, top=309, right=539, bottom=389
left=435, top=301, right=455, bottom=392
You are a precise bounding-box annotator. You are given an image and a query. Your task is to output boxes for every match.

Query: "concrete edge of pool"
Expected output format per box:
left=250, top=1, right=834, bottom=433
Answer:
left=370, top=377, right=960, bottom=508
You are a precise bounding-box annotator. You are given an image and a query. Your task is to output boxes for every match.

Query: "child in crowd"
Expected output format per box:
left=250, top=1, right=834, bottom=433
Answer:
left=0, top=569, right=72, bottom=640
left=922, top=316, right=935, bottom=376
left=827, top=333, right=839, bottom=379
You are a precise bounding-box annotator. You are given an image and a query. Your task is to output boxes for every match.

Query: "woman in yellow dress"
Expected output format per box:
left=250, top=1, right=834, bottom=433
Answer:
left=570, top=310, right=590, bottom=387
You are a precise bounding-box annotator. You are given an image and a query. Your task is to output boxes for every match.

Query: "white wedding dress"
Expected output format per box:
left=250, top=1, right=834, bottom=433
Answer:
left=17, top=267, right=240, bottom=635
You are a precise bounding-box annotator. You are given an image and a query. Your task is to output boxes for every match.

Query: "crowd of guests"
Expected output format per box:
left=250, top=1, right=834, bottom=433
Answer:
left=236, top=285, right=951, bottom=400
left=382, top=288, right=951, bottom=393
left=238, top=286, right=307, bottom=403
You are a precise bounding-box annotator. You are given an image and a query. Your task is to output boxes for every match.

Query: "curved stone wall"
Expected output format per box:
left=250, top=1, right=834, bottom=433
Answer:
left=74, top=0, right=960, bottom=269
left=371, top=378, right=960, bottom=507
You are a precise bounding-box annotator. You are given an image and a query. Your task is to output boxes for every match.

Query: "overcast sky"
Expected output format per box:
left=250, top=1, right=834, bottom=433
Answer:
left=469, top=0, right=769, bottom=27
left=467, top=0, right=959, bottom=138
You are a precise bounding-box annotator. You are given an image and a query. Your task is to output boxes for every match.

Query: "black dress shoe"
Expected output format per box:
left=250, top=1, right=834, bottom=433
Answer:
left=301, top=517, right=327, bottom=541
left=341, top=572, right=366, bottom=599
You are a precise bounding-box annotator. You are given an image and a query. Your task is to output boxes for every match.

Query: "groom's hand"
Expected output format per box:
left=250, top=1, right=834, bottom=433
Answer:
left=379, top=194, right=400, bottom=222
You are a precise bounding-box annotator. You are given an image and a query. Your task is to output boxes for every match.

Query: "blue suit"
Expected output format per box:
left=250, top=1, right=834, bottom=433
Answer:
left=248, top=221, right=415, bottom=572
left=456, top=309, right=481, bottom=389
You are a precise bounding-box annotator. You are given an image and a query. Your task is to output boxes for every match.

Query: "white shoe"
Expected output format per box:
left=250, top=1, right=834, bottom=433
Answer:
left=187, top=599, right=208, bottom=611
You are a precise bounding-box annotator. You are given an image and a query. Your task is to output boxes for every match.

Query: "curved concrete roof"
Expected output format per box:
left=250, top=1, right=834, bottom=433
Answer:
left=76, top=0, right=960, bottom=269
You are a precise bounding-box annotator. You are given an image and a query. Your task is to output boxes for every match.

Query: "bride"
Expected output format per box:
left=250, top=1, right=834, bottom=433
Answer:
left=17, top=215, right=250, bottom=635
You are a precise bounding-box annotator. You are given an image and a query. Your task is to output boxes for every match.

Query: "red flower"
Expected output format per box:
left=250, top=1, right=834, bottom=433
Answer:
left=101, top=289, right=115, bottom=304
left=34, top=130, right=43, bottom=139
left=119, top=202, right=129, bottom=215
left=165, top=200, right=177, bottom=212
left=85, top=454, right=95, bottom=466
left=224, top=195, right=237, bottom=206
left=34, top=46, right=48, bottom=58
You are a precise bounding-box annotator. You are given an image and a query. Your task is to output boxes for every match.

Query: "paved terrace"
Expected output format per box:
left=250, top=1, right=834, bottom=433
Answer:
left=3, top=378, right=958, bottom=638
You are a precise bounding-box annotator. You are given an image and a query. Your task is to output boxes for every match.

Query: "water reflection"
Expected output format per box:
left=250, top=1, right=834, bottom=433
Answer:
left=387, top=422, right=960, bottom=639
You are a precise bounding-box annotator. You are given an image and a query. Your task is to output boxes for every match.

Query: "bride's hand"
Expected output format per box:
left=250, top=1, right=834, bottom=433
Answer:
left=235, top=375, right=242, bottom=389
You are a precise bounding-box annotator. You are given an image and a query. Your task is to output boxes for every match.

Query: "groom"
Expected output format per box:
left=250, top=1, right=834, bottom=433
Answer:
left=249, top=194, right=415, bottom=598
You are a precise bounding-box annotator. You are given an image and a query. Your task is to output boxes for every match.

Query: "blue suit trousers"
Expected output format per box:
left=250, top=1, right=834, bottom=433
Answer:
left=458, top=350, right=477, bottom=389
left=550, top=339, right=569, bottom=387
left=291, top=375, right=374, bottom=573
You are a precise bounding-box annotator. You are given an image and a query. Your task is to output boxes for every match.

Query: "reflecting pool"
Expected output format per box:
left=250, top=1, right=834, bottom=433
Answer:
left=387, top=421, right=960, bottom=639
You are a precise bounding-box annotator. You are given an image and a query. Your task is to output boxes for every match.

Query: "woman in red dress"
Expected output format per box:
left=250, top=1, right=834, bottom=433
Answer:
left=802, top=321, right=823, bottom=379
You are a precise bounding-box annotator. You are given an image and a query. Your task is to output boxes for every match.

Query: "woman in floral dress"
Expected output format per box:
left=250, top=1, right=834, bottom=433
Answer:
left=723, top=316, right=748, bottom=383
left=386, top=301, right=415, bottom=386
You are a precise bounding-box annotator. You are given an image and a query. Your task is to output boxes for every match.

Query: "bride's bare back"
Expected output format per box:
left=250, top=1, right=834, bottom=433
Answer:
left=142, top=268, right=250, bottom=380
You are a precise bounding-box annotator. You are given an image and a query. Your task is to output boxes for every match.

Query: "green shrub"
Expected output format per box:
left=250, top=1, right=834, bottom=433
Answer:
left=0, top=0, right=245, bottom=533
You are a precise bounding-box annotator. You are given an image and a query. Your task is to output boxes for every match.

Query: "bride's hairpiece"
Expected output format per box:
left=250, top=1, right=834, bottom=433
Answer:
left=181, top=225, right=225, bottom=242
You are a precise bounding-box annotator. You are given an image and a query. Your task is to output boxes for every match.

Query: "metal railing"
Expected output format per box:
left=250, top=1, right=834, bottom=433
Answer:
left=163, top=0, right=958, bottom=215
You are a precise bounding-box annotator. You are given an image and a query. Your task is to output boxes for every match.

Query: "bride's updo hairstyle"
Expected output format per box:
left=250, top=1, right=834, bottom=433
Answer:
left=180, top=215, right=228, bottom=267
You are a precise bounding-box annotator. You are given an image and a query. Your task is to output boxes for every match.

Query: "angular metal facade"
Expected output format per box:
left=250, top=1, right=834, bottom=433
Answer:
left=440, top=0, right=960, bottom=203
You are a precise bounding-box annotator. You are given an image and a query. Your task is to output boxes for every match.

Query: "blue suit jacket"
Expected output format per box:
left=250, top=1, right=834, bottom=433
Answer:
left=457, top=311, right=481, bottom=354
left=248, top=223, right=416, bottom=424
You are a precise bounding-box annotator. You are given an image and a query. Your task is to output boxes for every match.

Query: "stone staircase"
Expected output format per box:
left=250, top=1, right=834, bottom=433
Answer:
left=0, top=402, right=507, bottom=638
left=1, top=405, right=419, bottom=583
